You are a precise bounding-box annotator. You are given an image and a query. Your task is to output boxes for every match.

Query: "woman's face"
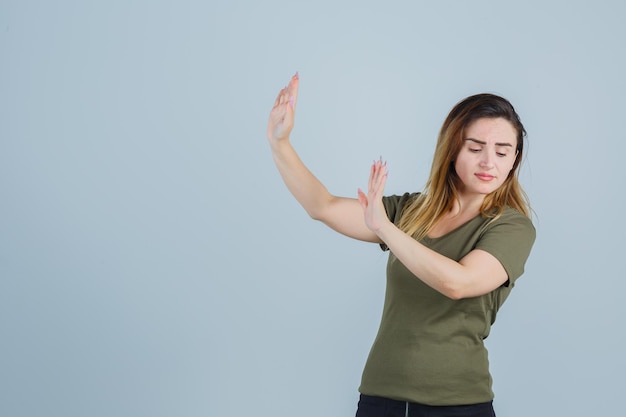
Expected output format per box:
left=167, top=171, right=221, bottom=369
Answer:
left=454, top=117, right=518, bottom=198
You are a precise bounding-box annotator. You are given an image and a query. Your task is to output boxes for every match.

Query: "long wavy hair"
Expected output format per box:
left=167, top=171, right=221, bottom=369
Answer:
left=398, top=93, right=531, bottom=240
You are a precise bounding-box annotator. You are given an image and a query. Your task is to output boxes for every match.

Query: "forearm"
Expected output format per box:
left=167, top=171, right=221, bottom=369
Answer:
left=375, top=221, right=468, bottom=299
left=269, top=139, right=332, bottom=219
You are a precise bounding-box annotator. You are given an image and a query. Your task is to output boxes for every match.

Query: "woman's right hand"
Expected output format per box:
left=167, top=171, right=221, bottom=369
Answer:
left=267, top=72, right=299, bottom=144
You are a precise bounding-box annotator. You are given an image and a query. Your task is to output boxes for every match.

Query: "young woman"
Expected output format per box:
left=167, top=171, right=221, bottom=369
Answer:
left=266, top=73, right=535, bottom=417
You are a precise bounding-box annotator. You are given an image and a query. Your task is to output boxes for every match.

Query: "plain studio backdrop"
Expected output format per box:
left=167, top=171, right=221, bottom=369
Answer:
left=1, top=1, right=624, bottom=416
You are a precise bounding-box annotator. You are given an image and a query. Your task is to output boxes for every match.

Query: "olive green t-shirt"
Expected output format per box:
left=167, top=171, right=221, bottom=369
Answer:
left=359, top=193, right=536, bottom=406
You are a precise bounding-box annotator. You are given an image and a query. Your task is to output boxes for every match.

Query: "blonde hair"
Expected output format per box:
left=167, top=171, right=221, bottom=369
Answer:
left=398, top=93, right=531, bottom=240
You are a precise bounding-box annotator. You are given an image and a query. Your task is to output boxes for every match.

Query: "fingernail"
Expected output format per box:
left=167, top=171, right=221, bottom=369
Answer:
left=289, top=96, right=294, bottom=107
left=294, top=71, right=299, bottom=79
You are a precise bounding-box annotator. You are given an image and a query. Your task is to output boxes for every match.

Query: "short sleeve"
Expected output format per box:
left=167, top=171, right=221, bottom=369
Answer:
left=474, top=210, right=536, bottom=286
left=380, top=193, right=418, bottom=251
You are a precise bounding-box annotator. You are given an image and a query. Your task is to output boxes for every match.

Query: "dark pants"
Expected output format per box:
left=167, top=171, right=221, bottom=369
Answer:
left=355, top=394, right=496, bottom=417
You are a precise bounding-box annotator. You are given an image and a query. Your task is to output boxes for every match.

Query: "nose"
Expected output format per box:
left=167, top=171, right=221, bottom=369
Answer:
left=479, top=151, right=494, bottom=168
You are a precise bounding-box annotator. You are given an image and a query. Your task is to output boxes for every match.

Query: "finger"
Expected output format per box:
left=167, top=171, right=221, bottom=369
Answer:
left=287, top=72, right=299, bottom=109
left=279, top=87, right=290, bottom=105
left=370, top=160, right=383, bottom=192
left=376, top=174, right=388, bottom=200
left=376, top=161, right=388, bottom=186
left=268, top=102, right=289, bottom=130
left=369, top=162, right=377, bottom=194
left=376, top=162, right=388, bottom=189
left=371, top=161, right=388, bottom=196
left=377, top=166, right=388, bottom=194
left=274, top=87, right=286, bottom=107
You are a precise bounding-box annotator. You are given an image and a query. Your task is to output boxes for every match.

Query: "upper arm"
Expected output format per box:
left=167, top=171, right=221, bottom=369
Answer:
left=456, top=214, right=536, bottom=299
left=314, top=196, right=382, bottom=243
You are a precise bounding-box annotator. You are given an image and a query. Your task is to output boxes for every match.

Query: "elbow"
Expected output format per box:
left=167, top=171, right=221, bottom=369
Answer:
left=445, top=290, right=464, bottom=301
left=305, top=196, right=334, bottom=222
left=306, top=207, right=324, bottom=221
left=439, top=282, right=466, bottom=301
left=437, top=267, right=477, bottom=300
left=443, top=289, right=463, bottom=301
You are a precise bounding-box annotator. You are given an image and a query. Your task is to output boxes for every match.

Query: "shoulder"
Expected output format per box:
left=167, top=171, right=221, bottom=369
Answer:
left=382, top=192, right=420, bottom=223
left=481, top=207, right=536, bottom=243
left=491, top=207, right=535, bottom=236
left=383, top=192, right=420, bottom=206
left=475, top=207, right=536, bottom=283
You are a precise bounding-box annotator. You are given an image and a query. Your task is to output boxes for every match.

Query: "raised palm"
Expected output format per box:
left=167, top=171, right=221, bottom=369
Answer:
left=267, top=73, right=299, bottom=143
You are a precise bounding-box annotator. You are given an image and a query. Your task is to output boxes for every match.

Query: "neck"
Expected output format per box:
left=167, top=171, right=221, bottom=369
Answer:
left=450, top=192, right=485, bottom=217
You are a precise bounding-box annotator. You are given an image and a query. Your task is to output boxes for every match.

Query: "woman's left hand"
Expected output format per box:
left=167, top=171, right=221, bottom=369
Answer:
left=357, top=158, right=390, bottom=233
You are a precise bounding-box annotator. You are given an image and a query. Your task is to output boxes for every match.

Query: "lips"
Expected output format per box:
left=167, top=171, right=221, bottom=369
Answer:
left=475, top=173, right=495, bottom=181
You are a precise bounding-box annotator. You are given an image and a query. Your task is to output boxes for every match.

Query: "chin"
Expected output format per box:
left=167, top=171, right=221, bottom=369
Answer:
left=475, top=187, right=498, bottom=196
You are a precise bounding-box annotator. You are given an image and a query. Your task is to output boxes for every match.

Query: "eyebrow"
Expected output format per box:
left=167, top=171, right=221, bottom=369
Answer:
left=465, top=138, right=514, bottom=147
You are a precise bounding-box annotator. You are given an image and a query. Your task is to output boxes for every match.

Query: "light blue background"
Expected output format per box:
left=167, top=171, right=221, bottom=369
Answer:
left=2, top=1, right=625, bottom=416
